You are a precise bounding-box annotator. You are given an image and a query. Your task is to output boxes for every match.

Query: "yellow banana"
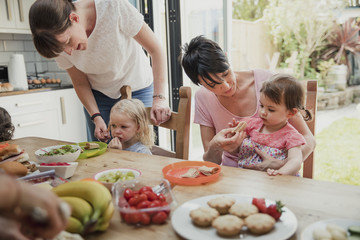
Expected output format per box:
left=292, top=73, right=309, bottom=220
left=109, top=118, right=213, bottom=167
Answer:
left=53, top=180, right=112, bottom=220
left=66, top=217, right=84, bottom=234
left=60, top=196, right=93, bottom=224
left=96, top=201, right=115, bottom=231
left=96, top=221, right=110, bottom=232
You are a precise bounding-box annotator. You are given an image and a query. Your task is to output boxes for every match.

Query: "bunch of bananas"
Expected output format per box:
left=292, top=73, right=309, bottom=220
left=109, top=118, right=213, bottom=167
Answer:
left=53, top=180, right=114, bottom=234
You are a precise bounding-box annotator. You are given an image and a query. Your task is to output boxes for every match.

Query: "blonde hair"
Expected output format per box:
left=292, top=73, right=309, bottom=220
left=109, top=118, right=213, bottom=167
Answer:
left=109, top=99, right=154, bottom=147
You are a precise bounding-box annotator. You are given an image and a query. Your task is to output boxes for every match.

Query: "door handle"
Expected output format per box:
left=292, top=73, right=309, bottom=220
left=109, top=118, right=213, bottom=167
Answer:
left=17, top=0, right=24, bottom=22
left=15, top=101, right=42, bottom=107
left=18, top=120, right=45, bottom=128
left=60, top=96, right=67, bottom=124
left=6, top=0, right=12, bottom=21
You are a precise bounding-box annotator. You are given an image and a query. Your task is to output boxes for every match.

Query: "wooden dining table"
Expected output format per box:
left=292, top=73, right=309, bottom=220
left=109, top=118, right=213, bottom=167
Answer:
left=8, top=137, right=360, bottom=240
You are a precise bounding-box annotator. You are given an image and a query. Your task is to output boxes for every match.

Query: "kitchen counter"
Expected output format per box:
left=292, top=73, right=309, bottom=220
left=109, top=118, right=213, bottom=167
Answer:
left=0, top=87, right=87, bottom=142
left=0, top=85, right=74, bottom=97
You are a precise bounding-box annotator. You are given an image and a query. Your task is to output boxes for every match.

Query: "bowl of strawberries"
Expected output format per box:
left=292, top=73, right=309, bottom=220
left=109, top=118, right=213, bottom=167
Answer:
left=112, top=178, right=177, bottom=225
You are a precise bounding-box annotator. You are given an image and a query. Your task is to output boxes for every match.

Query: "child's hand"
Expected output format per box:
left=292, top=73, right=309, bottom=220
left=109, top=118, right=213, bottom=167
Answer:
left=228, top=118, right=239, bottom=128
left=108, top=137, right=123, bottom=150
left=267, top=168, right=282, bottom=176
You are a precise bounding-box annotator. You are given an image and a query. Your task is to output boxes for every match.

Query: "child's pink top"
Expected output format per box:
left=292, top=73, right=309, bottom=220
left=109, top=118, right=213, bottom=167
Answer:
left=223, top=118, right=306, bottom=167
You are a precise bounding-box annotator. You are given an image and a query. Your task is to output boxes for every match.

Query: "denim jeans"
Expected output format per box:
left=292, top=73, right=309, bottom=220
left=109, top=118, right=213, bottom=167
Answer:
left=84, top=83, right=154, bottom=141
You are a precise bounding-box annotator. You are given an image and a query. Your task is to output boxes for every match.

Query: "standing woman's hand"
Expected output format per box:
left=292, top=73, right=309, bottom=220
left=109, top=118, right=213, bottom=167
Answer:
left=93, top=117, right=110, bottom=142
left=150, top=97, right=171, bottom=125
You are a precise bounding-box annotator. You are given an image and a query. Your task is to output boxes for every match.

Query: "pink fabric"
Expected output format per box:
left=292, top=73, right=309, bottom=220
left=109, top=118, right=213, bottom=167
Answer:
left=194, top=69, right=273, bottom=134
left=194, top=69, right=274, bottom=167
left=222, top=118, right=306, bottom=167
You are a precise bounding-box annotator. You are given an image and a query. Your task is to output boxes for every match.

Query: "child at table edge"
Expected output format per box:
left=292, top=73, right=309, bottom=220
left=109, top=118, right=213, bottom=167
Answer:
left=224, top=73, right=313, bottom=176
left=108, top=99, right=154, bottom=154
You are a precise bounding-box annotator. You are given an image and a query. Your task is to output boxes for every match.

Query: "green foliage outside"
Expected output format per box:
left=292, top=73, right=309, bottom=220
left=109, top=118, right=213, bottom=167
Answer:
left=314, top=118, right=360, bottom=186
left=263, top=0, right=346, bottom=80
left=232, top=0, right=269, bottom=21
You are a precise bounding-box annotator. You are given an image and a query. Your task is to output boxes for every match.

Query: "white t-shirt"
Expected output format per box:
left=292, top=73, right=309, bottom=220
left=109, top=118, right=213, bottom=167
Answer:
left=56, top=0, right=153, bottom=98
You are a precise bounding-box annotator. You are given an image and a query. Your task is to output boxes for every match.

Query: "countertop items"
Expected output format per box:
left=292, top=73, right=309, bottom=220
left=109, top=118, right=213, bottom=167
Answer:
left=8, top=54, right=28, bottom=91
left=0, top=85, right=74, bottom=97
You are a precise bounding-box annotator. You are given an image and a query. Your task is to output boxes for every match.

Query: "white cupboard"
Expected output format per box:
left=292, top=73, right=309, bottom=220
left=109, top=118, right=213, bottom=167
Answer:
left=0, top=88, right=87, bottom=142
left=0, top=0, right=36, bottom=34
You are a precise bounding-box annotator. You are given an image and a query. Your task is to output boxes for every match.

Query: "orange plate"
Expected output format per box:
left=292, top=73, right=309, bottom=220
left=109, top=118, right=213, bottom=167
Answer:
left=162, top=161, right=221, bottom=186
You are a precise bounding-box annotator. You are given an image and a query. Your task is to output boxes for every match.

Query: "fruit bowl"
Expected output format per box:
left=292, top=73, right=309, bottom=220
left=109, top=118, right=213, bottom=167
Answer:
left=94, top=168, right=141, bottom=191
left=36, top=162, right=78, bottom=179
left=113, top=178, right=176, bottom=225
left=35, top=145, right=81, bottom=163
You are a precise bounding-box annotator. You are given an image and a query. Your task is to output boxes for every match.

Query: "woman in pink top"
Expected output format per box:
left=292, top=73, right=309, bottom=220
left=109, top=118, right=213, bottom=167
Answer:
left=226, top=74, right=312, bottom=176
left=180, top=36, right=315, bottom=171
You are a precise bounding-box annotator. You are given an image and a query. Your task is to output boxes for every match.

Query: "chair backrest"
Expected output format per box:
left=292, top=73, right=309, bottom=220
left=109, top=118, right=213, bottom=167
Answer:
left=120, top=85, right=191, bottom=160
left=303, top=80, right=317, bottom=178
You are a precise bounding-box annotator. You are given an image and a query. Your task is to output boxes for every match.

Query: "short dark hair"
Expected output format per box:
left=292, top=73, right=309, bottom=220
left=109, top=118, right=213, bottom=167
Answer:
left=261, top=74, right=312, bottom=121
left=180, top=35, right=229, bottom=87
left=29, top=0, right=75, bottom=58
left=0, top=107, right=14, bottom=141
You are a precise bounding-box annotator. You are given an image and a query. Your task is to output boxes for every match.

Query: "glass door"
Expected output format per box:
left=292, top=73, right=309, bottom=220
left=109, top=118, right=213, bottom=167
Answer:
left=180, top=0, right=229, bottom=160
left=137, top=0, right=230, bottom=159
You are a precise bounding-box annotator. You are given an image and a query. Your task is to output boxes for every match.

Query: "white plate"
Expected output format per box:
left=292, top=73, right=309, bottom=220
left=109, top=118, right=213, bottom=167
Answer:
left=171, top=194, right=297, bottom=240
left=301, top=218, right=360, bottom=240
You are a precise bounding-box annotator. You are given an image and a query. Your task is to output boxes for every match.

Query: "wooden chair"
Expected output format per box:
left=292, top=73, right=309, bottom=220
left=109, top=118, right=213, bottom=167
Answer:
left=302, top=80, right=318, bottom=178
left=120, top=85, right=191, bottom=160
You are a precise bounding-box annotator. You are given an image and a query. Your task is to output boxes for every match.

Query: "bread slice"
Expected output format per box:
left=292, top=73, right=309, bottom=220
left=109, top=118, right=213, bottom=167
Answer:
left=84, top=142, right=100, bottom=150
left=0, top=144, right=22, bottom=161
left=231, top=121, right=247, bottom=133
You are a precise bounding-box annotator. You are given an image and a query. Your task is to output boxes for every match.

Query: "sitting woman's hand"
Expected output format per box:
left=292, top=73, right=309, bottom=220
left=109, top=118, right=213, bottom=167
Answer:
left=242, top=147, right=287, bottom=171
left=212, top=128, right=247, bottom=154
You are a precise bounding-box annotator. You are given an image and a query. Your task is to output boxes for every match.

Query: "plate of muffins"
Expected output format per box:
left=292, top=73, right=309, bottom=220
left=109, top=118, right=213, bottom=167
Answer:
left=171, top=194, right=297, bottom=240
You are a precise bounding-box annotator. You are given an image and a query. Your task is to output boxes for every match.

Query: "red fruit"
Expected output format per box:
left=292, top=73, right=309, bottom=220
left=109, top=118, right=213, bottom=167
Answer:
left=144, top=191, right=158, bottom=201
left=137, top=200, right=151, bottom=209
left=129, top=212, right=141, bottom=224
left=149, top=200, right=161, bottom=208
left=138, top=193, right=148, bottom=202
left=123, top=213, right=131, bottom=224
left=252, top=198, right=267, bottom=213
left=123, top=188, right=134, bottom=201
left=140, top=213, right=151, bottom=225
left=267, top=201, right=284, bottom=221
left=157, top=193, right=166, bottom=202
left=160, top=201, right=170, bottom=214
left=128, top=195, right=141, bottom=206
left=139, top=186, right=153, bottom=194
left=151, top=211, right=168, bottom=224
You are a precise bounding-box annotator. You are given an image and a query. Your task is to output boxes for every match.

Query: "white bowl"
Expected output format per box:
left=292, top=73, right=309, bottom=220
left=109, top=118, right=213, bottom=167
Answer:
left=35, top=145, right=81, bottom=163
left=36, top=162, right=78, bottom=179
left=94, top=168, right=141, bottom=191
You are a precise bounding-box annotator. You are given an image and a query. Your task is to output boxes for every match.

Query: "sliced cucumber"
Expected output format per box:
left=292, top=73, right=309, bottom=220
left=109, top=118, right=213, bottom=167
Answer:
left=349, top=226, right=360, bottom=235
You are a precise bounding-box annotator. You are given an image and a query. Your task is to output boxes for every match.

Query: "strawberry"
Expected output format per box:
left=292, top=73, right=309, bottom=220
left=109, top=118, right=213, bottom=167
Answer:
left=252, top=198, right=267, bottom=213
left=267, top=201, right=284, bottom=221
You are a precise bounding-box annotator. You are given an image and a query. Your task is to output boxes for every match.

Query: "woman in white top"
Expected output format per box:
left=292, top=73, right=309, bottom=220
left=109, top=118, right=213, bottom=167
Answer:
left=29, top=0, right=171, bottom=142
